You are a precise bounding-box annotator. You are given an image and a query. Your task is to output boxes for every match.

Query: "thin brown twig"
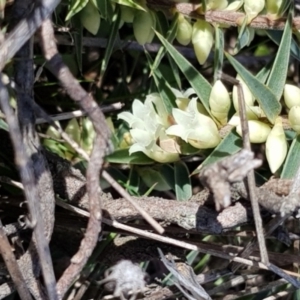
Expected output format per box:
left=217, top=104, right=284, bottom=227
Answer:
left=35, top=103, right=123, bottom=124
left=147, top=1, right=300, bottom=31
left=54, top=196, right=300, bottom=280
left=38, top=18, right=110, bottom=298
left=221, top=73, right=269, bottom=266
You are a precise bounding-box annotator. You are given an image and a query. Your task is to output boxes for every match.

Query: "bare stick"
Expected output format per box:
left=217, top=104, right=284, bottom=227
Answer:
left=35, top=103, right=123, bottom=124
left=0, top=79, right=58, bottom=299
left=0, top=0, right=60, bottom=71
left=0, top=219, right=32, bottom=300
left=221, top=73, right=269, bottom=265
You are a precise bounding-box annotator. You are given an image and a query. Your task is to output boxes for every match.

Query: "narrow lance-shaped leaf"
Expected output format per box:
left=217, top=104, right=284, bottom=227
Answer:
left=151, top=12, right=178, bottom=74
left=267, top=30, right=300, bottom=62
left=145, top=50, right=177, bottom=114
left=225, top=53, right=281, bottom=123
left=155, top=30, right=213, bottom=116
left=100, top=6, right=121, bottom=77
left=174, top=161, right=192, bottom=201
left=281, top=135, right=300, bottom=179
left=266, top=8, right=292, bottom=100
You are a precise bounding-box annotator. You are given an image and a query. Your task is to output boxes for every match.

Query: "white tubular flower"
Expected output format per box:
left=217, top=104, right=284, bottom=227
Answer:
left=265, top=117, right=287, bottom=173
left=236, top=120, right=271, bottom=143
left=209, top=80, right=231, bottom=125
left=118, top=97, right=179, bottom=163
left=232, top=74, right=255, bottom=112
left=172, top=87, right=208, bottom=115
left=288, top=106, right=300, bottom=133
left=166, top=98, right=221, bottom=149
left=176, top=14, right=192, bottom=46
left=244, top=0, right=265, bottom=22
left=206, top=0, right=228, bottom=10
left=284, top=84, right=300, bottom=109
left=192, top=20, right=214, bottom=65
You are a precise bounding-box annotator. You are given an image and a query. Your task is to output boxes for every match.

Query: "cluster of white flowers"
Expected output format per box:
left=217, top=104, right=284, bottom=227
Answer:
left=118, top=87, right=224, bottom=163
left=119, top=78, right=300, bottom=175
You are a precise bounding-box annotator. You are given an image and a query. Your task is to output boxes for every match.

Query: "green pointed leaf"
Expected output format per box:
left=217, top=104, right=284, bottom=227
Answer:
left=100, top=6, right=121, bottom=77
left=255, top=60, right=272, bottom=83
left=151, top=13, right=178, bottom=77
left=80, top=1, right=101, bottom=35
left=266, top=11, right=292, bottom=100
left=281, top=135, right=300, bottom=179
left=105, top=148, right=154, bottom=165
left=225, top=53, right=281, bottom=123
left=145, top=51, right=176, bottom=114
left=136, top=166, right=171, bottom=191
left=234, top=17, right=251, bottom=54
left=155, top=31, right=212, bottom=116
left=192, top=128, right=242, bottom=175
left=112, top=0, right=146, bottom=11
left=66, top=0, right=89, bottom=21
left=174, top=161, right=192, bottom=201
left=267, top=30, right=300, bottom=62
left=0, top=119, right=8, bottom=131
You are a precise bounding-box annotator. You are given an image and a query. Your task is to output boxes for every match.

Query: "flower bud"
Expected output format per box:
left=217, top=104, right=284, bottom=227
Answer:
left=120, top=5, right=135, bottom=23
left=265, top=117, right=287, bottom=173
left=176, top=14, right=192, bottom=46
left=206, top=0, right=228, bottom=10
left=192, top=20, right=214, bottom=65
left=65, top=118, right=81, bottom=145
left=283, top=84, right=300, bottom=109
left=209, top=80, right=231, bottom=125
left=225, top=0, right=243, bottom=11
left=244, top=0, right=265, bottom=22
left=266, top=0, right=284, bottom=19
left=133, top=10, right=156, bottom=45
left=232, top=74, right=255, bottom=112
left=81, top=117, right=96, bottom=154
left=288, top=106, right=300, bottom=133
left=80, top=1, right=101, bottom=35
left=236, top=120, right=271, bottom=143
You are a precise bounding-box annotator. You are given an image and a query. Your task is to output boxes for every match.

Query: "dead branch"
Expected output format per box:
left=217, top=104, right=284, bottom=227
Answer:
left=38, top=18, right=111, bottom=298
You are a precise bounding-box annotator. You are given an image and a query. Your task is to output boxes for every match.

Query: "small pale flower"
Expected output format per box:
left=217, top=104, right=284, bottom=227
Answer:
left=266, top=0, right=284, bottom=19
left=225, top=0, right=244, bottom=11
left=288, top=106, right=300, bottom=133
left=206, top=0, right=228, bottom=10
left=244, top=0, right=265, bottom=22
left=176, top=14, right=193, bottom=46
left=236, top=120, right=271, bottom=143
left=232, top=74, right=255, bottom=112
left=172, top=87, right=208, bottom=115
left=209, top=80, right=231, bottom=125
left=166, top=98, right=221, bottom=149
left=192, top=20, right=214, bottom=65
left=284, top=84, right=300, bottom=109
left=265, top=117, right=287, bottom=173
left=118, top=97, right=179, bottom=163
